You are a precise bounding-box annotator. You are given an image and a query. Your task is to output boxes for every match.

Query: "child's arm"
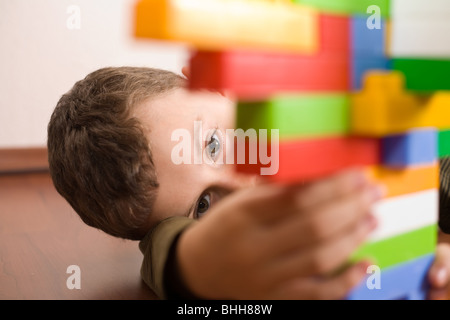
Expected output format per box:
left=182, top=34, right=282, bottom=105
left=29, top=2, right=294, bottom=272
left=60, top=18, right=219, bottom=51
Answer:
left=141, top=166, right=450, bottom=300
left=175, top=169, right=381, bottom=299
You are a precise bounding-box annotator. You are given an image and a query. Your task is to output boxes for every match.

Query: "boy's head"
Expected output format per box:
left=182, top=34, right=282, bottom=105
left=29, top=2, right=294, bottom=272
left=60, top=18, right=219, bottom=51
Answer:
left=48, top=67, right=253, bottom=241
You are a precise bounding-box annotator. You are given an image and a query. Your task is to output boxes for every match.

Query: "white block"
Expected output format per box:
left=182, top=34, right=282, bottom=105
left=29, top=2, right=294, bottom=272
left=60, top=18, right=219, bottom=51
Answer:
left=390, top=0, right=450, bottom=57
left=369, top=189, right=438, bottom=243
left=391, top=19, right=450, bottom=58
left=391, top=0, right=450, bottom=20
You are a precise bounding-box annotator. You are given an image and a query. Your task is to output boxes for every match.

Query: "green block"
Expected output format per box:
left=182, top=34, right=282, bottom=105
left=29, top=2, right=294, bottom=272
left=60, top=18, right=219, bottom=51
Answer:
left=237, top=94, right=349, bottom=140
left=292, top=0, right=390, bottom=18
left=351, top=224, right=437, bottom=270
left=439, top=130, right=450, bottom=158
left=393, top=59, right=450, bottom=93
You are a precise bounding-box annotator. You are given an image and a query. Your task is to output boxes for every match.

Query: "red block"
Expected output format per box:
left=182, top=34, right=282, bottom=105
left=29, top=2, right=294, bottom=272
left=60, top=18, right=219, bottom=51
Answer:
left=189, top=14, right=350, bottom=99
left=235, top=137, right=381, bottom=183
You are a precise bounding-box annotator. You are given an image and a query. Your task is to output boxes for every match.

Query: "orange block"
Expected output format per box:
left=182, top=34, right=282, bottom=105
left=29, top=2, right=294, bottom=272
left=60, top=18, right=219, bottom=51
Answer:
left=134, top=0, right=318, bottom=54
left=366, top=164, right=439, bottom=198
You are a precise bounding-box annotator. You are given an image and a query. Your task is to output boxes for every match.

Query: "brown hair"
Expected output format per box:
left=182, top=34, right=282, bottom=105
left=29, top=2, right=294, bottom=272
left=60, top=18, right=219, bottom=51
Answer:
left=47, top=67, right=186, bottom=240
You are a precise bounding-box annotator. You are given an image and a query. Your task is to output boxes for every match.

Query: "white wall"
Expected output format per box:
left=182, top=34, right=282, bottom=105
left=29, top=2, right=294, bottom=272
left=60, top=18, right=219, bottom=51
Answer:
left=0, top=0, right=189, bottom=148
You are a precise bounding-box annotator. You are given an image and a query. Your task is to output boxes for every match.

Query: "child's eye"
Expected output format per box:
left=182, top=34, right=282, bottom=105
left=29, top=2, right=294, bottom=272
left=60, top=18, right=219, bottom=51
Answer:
left=206, top=132, right=221, bottom=162
left=195, top=193, right=211, bottom=219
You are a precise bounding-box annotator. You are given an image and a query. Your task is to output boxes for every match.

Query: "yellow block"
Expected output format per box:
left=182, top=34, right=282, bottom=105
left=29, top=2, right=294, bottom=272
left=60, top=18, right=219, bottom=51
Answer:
left=134, top=0, right=318, bottom=54
left=366, top=164, right=439, bottom=198
left=351, top=71, right=450, bottom=136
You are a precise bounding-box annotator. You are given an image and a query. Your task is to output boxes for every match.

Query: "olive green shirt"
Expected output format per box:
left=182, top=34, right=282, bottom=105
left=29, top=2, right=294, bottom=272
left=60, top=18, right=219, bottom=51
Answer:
left=139, top=216, right=197, bottom=300
left=139, top=158, right=450, bottom=300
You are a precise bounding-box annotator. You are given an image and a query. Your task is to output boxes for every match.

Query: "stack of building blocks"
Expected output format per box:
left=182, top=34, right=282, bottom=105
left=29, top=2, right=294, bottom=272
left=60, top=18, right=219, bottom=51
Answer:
left=188, top=14, right=351, bottom=98
left=134, top=0, right=450, bottom=300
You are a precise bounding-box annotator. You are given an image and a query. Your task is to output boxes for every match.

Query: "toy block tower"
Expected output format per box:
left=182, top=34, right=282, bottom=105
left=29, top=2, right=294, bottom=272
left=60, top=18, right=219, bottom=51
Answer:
left=133, top=0, right=449, bottom=300
left=345, top=0, right=450, bottom=299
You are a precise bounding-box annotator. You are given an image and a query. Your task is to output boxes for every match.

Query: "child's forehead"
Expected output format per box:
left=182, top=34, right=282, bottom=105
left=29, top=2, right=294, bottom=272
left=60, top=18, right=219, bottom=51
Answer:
left=133, top=90, right=233, bottom=140
left=137, top=88, right=232, bottom=118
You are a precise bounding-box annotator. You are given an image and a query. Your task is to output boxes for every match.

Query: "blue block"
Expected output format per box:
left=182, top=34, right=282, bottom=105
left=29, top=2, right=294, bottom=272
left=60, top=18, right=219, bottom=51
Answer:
left=352, top=57, right=391, bottom=90
left=347, top=254, right=434, bottom=300
left=351, top=16, right=390, bottom=90
left=351, top=16, right=386, bottom=58
left=382, top=129, right=438, bottom=168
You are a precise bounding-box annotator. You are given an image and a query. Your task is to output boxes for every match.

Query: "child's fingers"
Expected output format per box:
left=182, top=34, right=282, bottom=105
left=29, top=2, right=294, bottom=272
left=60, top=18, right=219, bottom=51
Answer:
left=266, top=212, right=377, bottom=283
left=308, top=260, right=372, bottom=300
left=264, top=183, right=382, bottom=257
left=235, top=169, right=373, bottom=225
left=428, top=288, right=448, bottom=300
left=271, top=260, right=371, bottom=300
left=292, top=168, right=369, bottom=210
left=308, top=260, right=373, bottom=300
left=228, top=183, right=299, bottom=224
left=428, top=243, right=450, bottom=290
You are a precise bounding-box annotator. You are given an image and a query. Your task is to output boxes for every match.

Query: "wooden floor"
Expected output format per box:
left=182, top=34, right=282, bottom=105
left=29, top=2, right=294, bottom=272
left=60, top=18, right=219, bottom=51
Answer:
left=0, top=171, right=158, bottom=300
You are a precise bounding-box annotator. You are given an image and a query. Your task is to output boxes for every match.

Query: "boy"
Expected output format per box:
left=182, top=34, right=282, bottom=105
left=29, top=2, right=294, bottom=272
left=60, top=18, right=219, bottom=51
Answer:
left=48, top=66, right=450, bottom=300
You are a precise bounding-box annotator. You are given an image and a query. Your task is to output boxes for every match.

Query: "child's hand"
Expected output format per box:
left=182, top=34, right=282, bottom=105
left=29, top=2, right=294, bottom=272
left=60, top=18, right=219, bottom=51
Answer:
left=176, top=169, right=383, bottom=299
left=428, top=242, right=450, bottom=300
